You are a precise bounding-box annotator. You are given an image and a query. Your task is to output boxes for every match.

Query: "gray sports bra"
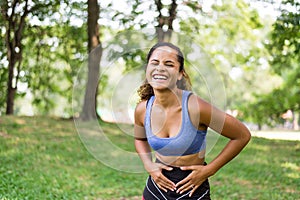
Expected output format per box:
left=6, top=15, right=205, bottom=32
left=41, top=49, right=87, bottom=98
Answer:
left=144, top=90, right=207, bottom=156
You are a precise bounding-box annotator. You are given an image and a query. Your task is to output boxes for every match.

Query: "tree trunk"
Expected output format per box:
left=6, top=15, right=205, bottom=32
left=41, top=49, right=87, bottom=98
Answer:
left=4, top=0, right=29, bottom=115
left=81, top=0, right=102, bottom=121
left=6, top=60, right=17, bottom=114
left=154, top=0, right=177, bottom=42
left=293, top=111, right=299, bottom=130
left=258, top=123, right=262, bottom=131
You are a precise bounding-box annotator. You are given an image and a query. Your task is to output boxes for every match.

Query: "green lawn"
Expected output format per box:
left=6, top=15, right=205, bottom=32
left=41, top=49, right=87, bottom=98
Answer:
left=0, top=116, right=299, bottom=200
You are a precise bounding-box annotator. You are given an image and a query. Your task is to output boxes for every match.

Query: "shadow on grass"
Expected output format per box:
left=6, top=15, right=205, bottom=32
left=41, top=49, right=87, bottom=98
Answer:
left=207, top=137, right=300, bottom=200
left=0, top=116, right=299, bottom=199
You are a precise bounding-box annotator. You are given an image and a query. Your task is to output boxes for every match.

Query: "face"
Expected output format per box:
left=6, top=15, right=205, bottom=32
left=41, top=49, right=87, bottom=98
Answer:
left=146, top=46, right=183, bottom=91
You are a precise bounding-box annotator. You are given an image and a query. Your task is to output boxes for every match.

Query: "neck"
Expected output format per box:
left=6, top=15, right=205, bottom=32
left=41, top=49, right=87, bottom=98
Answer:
left=153, top=88, right=182, bottom=108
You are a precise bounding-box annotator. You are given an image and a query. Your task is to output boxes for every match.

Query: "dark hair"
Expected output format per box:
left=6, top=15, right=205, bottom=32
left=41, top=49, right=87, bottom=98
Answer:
left=138, top=42, right=192, bottom=101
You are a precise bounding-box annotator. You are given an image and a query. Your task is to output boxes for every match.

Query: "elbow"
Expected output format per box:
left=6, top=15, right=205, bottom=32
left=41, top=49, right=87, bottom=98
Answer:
left=243, top=129, right=251, bottom=145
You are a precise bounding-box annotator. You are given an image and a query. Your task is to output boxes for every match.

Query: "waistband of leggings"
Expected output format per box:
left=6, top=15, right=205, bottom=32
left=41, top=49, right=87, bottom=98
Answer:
left=155, top=158, right=207, bottom=167
left=154, top=158, right=210, bottom=185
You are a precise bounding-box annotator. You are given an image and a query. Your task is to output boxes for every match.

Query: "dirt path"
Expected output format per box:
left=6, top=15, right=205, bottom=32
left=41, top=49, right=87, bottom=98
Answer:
left=251, top=131, right=300, bottom=141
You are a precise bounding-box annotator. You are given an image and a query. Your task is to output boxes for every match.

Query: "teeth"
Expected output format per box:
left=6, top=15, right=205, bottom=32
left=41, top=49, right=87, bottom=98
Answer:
left=153, top=75, right=167, bottom=80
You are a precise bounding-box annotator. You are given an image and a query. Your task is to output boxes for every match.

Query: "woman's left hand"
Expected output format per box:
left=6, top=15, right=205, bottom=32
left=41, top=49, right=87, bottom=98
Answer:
left=175, top=165, right=211, bottom=197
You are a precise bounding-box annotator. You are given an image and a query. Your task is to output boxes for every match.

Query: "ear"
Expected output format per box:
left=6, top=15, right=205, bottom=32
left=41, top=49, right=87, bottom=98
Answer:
left=177, top=70, right=183, bottom=81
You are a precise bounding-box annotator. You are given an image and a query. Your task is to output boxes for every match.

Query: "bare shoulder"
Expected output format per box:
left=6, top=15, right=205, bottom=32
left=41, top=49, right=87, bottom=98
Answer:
left=134, top=100, right=147, bottom=126
left=187, top=92, right=251, bottom=140
left=187, top=93, right=211, bottom=112
left=187, top=93, right=219, bottom=128
left=135, top=100, right=147, bottom=114
left=187, top=93, right=210, bottom=128
left=187, top=93, right=199, bottom=112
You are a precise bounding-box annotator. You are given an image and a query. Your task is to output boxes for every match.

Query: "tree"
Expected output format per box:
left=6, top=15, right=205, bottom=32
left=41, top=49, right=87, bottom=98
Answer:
left=178, top=0, right=273, bottom=111
left=154, top=0, right=178, bottom=42
left=108, top=0, right=269, bottom=110
left=242, top=0, right=300, bottom=129
left=1, top=0, right=31, bottom=114
left=22, top=15, right=87, bottom=116
left=81, top=0, right=102, bottom=121
left=0, top=0, right=61, bottom=115
left=264, top=0, right=299, bottom=129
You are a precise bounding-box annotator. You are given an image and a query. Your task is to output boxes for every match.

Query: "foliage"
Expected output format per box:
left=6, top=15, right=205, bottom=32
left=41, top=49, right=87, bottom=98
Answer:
left=105, top=29, right=155, bottom=71
left=241, top=88, right=288, bottom=127
left=0, top=116, right=299, bottom=199
left=180, top=0, right=274, bottom=111
left=268, top=0, right=300, bottom=74
left=267, top=0, right=300, bottom=111
left=0, top=0, right=65, bottom=114
left=0, top=0, right=297, bottom=124
left=103, top=0, right=273, bottom=113
left=243, top=0, right=300, bottom=126
left=0, top=0, right=87, bottom=116
left=0, top=10, right=6, bottom=114
left=22, top=22, right=86, bottom=116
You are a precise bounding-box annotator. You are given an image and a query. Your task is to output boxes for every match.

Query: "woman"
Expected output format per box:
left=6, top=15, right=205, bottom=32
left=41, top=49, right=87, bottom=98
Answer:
left=134, top=42, right=251, bottom=200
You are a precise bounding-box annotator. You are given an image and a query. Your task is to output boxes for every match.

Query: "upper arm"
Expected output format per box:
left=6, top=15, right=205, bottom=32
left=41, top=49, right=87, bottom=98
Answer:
left=194, top=95, right=251, bottom=141
left=134, top=101, right=147, bottom=140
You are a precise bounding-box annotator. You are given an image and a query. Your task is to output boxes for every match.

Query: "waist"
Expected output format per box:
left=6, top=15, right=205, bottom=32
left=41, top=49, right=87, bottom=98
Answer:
left=156, top=159, right=207, bottom=183
left=155, top=150, right=205, bottom=167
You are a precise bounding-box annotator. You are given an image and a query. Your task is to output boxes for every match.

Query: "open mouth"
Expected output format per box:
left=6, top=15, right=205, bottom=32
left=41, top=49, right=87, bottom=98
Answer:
left=153, top=74, right=167, bottom=80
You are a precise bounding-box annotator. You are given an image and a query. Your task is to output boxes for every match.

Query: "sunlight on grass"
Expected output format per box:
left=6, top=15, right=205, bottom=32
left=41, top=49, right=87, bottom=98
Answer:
left=281, top=162, right=299, bottom=171
left=0, top=116, right=299, bottom=199
left=248, top=142, right=269, bottom=151
left=281, top=162, right=300, bottom=179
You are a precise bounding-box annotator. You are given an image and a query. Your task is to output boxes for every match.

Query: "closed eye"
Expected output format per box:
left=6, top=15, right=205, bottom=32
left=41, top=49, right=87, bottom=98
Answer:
left=165, top=61, right=174, bottom=67
left=150, top=59, right=159, bottom=65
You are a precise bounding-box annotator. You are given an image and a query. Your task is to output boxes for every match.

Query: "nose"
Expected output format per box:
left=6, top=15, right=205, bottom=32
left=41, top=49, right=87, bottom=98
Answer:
left=156, top=64, right=165, bottom=71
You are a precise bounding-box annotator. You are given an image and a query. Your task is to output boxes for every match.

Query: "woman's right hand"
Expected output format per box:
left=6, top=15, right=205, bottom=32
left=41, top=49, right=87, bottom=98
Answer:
left=145, top=162, right=176, bottom=192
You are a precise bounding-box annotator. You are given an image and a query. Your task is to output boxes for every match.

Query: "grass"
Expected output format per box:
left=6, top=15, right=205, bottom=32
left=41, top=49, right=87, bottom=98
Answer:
left=0, top=116, right=299, bottom=199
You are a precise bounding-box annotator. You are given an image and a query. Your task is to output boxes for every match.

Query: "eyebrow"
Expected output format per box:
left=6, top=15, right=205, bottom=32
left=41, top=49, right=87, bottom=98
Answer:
left=165, top=60, right=175, bottom=64
left=150, top=59, right=159, bottom=62
left=150, top=59, right=175, bottom=64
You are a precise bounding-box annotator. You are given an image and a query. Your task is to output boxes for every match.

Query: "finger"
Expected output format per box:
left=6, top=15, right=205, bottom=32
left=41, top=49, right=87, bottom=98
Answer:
left=159, top=165, right=175, bottom=189
left=189, top=186, right=197, bottom=197
left=161, top=165, right=173, bottom=171
left=157, top=183, right=168, bottom=193
left=180, top=165, right=195, bottom=171
left=175, top=175, right=191, bottom=187
left=154, top=175, right=176, bottom=191
left=160, top=181, right=175, bottom=191
left=160, top=176, right=176, bottom=191
left=176, top=182, right=193, bottom=194
left=163, top=184, right=175, bottom=192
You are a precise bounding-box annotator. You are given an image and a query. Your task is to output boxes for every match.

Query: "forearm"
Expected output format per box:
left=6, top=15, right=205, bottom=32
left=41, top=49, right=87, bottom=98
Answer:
left=205, top=110, right=251, bottom=176
left=135, top=139, right=154, bottom=171
left=207, top=136, right=250, bottom=176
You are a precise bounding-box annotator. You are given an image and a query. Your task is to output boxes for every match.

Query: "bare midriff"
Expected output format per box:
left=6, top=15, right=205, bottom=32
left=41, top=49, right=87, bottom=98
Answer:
left=155, top=150, right=206, bottom=167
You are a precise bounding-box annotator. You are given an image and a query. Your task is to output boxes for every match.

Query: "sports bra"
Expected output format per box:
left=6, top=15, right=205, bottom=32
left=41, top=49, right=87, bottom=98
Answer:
left=144, top=90, right=207, bottom=156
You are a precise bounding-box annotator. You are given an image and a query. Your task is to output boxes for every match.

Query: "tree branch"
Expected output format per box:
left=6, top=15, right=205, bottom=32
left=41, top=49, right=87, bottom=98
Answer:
left=167, top=0, right=178, bottom=30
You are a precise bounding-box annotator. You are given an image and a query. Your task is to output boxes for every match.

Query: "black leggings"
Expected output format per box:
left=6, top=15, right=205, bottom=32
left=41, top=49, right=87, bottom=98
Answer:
left=143, top=163, right=211, bottom=200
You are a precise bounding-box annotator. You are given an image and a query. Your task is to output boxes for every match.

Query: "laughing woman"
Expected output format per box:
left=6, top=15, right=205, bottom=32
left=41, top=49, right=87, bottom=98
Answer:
left=134, top=42, right=251, bottom=200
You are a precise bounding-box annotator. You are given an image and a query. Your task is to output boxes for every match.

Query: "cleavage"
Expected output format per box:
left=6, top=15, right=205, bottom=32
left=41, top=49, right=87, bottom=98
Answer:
left=151, top=104, right=182, bottom=138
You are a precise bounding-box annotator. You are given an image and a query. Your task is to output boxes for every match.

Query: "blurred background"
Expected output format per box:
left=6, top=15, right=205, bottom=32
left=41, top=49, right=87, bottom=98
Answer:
left=1, top=0, right=299, bottom=131
left=0, top=1, right=299, bottom=199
